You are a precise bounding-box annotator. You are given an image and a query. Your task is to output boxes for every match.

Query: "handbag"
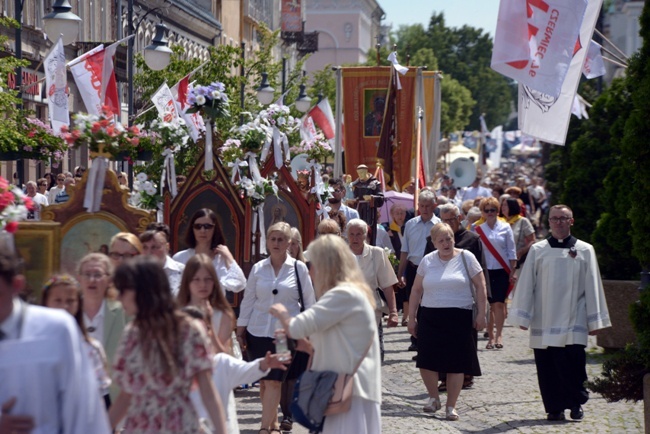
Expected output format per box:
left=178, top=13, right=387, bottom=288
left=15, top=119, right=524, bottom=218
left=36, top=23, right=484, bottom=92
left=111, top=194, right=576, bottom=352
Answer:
left=459, top=250, right=481, bottom=323
left=290, top=338, right=373, bottom=433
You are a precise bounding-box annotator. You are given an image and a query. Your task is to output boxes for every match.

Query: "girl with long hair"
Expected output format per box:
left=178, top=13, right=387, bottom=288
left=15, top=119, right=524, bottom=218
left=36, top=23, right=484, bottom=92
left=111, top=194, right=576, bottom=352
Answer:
left=108, top=256, right=226, bottom=433
left=42, top=274, right=112, bottom=407
left=177, top=254, right=235, bottom=354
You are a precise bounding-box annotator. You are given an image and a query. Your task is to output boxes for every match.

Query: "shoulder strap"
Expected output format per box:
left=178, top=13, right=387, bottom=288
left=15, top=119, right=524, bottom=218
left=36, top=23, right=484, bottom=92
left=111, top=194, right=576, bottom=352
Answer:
left=475, top=225, right=511, bottom=273
left=294, top=261, right=305, bottom=312
left=459, top=250, right=477, bottom=304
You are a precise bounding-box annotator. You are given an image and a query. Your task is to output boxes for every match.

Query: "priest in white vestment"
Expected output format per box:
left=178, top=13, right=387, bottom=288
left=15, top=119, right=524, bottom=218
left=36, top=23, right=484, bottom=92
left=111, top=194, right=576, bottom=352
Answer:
left=0, top=249, right=111, bottom=434
left=510, top=205, right=611, bottom=422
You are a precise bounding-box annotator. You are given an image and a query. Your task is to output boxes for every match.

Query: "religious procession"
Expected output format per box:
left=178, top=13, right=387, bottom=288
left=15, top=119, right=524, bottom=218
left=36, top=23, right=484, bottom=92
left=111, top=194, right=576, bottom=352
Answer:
left=0, top=0, right=648, bottom=433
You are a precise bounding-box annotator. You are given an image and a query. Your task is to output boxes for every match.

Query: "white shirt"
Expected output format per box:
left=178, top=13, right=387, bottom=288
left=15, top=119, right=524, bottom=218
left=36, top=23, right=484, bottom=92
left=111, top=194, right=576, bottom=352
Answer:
left=461, top=185, right=492, bottom=201
left=340, top=204, right=360, bottom=223
left=163, top=255, right=185, bottom=297
left=375, top=224, right=394, bottom=252
left=26, top=192, right=49, bottom=221
left=417, top=251, right=482, bottom=308
left=476, top=220, right=517, bottom=270
left=173, top=248, right=246, bottom=293
left=355, top=244, right=398, bottom=291
left=0, top=299, right=111, bottom=434
left=48, top=186, right=64, bottom=204
left=191, top=353, right=270, bottom=434
left=401, top=215, right=441, bottom=265
left=83, top=300, right=105, bottom=345
left=237, top=256, right=315, bottom=338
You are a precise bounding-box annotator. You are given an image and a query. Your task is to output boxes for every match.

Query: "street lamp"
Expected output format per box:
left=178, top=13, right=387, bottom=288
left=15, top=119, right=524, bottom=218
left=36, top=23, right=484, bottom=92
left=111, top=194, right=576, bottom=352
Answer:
left=294, top=84, right=312, bottom=113
left=144, top=23, right=173, bottom=71
left=43, top=0, right=82, bottom=46
left=256, top=72, right=275, bottom=105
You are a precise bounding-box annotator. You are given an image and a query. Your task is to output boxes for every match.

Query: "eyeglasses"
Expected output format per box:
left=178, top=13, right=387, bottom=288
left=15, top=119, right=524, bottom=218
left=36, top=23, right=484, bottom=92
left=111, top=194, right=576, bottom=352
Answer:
left=38, top=183, right=47, bottom=186
left=193, top=223, right=215, bottom=230
left=80, top=273, right=108, bottom=281
left=109, top=252, right=138, bottom=260
left=483, top=208, right=498, bottom=214
left=549, top=216, right=572, bottom=223
left=333, top=189, right=343, bottom=193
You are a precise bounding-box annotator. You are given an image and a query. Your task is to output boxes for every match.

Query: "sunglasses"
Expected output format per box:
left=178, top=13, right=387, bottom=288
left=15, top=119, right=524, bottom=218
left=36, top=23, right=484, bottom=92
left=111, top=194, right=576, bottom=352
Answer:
left=57, top=178, right=65, bottom=181
left=38, top=183, right=47, bottom=186
left=193, top=223, right=215, bottom=230
left=483, top=208, right=498, bottom=213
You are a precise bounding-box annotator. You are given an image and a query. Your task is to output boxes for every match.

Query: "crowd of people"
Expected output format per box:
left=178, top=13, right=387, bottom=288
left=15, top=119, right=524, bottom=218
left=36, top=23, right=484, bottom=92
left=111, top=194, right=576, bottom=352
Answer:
left=0, top=166, right=614, bottom=433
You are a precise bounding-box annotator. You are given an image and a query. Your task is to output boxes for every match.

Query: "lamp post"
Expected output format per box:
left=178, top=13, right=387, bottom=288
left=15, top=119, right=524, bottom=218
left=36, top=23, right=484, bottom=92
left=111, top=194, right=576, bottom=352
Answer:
left=256, top=71, right=311, bottom=114
left=10, top=0, right=81, bottom=187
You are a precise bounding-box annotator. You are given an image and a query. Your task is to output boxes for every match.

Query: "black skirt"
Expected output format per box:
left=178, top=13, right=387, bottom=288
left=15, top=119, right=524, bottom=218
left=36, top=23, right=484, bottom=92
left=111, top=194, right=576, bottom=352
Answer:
left=245, top=331, right=305, bottom=381
left=487, top=268, right=510, bottom=303
left=416, top=307, right=481, bottom=376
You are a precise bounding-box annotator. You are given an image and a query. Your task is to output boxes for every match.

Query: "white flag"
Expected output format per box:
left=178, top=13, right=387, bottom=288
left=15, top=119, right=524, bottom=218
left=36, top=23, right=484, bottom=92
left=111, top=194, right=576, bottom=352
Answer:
left=152, top=82, right=181, bottom=123
left=299, top=115, right=317, bottom=143
left=492, top=0, right=588, bottom=98
left=518, top=0, right=603, bottom=145
left=69, top=44, right=105, bottom=115
left=170, top=75, right=205, bottom=142
left=44, top=36, right=69, bottom=133
left=582, top=40, right=606, bottom=79
left=571, top=94, right=590, bottom=119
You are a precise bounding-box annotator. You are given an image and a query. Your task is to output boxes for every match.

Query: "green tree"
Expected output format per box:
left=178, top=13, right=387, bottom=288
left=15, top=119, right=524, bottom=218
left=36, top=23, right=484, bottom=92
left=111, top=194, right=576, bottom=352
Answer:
left=440, top=77, right=475, bottom=135
left=395, top=13, right=513, bottom=130
left=621, top=3, right=650, bottom=269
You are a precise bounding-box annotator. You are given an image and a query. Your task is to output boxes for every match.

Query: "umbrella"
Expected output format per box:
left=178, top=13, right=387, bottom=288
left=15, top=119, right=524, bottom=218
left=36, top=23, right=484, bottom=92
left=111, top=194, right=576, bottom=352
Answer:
left=379, top=190, right=414, bottom=224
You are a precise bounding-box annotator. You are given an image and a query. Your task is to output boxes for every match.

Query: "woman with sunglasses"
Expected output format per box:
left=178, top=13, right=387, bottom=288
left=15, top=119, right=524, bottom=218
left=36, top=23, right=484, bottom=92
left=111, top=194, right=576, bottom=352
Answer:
left=475, top=197, right=516, bottom=350
left=173, top=208, right=246, bottom=294
left=48, top=174, right=66, bottom=203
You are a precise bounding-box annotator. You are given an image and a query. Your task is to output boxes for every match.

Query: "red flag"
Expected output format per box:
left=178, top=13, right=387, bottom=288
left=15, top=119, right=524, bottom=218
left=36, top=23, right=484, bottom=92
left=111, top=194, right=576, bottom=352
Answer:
left=101, top=36, right=132, bottom=114
left=174, top=74, right=190, bottom=111
left=376, top=68, right=398, bottom=187
left=308, top=97, right=335, bottom=139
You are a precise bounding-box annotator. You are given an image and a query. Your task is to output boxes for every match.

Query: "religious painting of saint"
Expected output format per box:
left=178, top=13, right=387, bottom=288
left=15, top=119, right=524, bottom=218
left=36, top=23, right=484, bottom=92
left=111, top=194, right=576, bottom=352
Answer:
left=264, top=192, right=301, bottom=232
left=364, top=88, right=388, bottom=137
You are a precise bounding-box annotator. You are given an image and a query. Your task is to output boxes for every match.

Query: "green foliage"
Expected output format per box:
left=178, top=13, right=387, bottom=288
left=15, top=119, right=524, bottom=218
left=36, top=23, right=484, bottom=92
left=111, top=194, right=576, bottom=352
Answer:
left=620, top=3, right=650, bottom=267
left=440, top=77, right=475, bottom=135
left=0, top=17, right=31, bottom=153
left=587, top=345, right=647, bottom=402
left=394, top=13, right=512, bottom=130
left=307, top=66, right=336, bottom=106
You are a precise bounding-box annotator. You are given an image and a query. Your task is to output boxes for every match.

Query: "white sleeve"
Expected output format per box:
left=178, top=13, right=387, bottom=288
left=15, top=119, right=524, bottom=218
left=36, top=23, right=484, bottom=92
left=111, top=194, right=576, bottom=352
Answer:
left=61, top=316, right=111, bottom=434
left=216, top=256, right=247, bottom=293
left=213, top=354, right=269, bottom=392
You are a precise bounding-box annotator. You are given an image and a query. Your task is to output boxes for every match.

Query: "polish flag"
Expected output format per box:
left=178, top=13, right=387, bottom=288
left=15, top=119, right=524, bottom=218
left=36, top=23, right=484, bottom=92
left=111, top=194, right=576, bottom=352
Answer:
left=101, top=37, right=131, bottom=114
left=308, top=98, right=335, bottom=140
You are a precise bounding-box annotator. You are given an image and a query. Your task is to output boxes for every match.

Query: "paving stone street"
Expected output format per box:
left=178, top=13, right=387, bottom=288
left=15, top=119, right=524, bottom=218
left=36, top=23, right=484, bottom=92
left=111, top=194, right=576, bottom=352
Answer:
left=235, top=319, right=644, bottom=434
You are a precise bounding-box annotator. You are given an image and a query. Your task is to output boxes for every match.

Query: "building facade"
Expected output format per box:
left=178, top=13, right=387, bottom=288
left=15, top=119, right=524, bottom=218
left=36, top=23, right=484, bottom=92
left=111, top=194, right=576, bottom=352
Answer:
left=303, top=0, right=386, bottom=74
left=602, top=0, right=643, bottom=83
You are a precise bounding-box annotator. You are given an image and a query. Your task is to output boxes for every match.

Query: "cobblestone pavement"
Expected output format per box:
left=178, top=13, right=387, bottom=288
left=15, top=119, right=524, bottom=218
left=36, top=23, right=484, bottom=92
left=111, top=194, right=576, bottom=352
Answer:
left=235, top=321, right=644, bottom=433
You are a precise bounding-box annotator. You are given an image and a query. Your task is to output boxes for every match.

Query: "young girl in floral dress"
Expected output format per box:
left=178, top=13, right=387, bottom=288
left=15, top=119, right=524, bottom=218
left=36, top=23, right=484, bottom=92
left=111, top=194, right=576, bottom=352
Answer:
left=108, top=256, right=226, bottom=434
left=177, top=254, right=236, bottom=354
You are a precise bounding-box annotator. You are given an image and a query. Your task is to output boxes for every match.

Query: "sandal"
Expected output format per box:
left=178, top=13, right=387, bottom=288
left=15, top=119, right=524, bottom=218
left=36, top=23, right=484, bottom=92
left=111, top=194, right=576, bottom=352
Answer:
left=401, top=318, right=409, bottom=326
left=495, top=343, right=504, bottom=349
left=279, top=417, right=293, bottom=431
left=258, top=430, right=270, bottom=434
left=486, top=343, right=495, bottom=350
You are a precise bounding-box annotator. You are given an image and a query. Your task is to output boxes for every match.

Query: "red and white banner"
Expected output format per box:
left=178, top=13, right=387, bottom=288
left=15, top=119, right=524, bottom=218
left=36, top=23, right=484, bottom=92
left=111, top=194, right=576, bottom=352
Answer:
left=299, top=114, right=317, bottom=143
left=492, top=0, right=588, bottom=98
left=101, top=37, right=131, bottom=115
left=582, top=40, right=606, bottom=79
left=171, top=75, right=205, bottom=142
left=518, top=0, right=603, bottom=145
left=44, top=36, right=69, bottom=133
left=69, top=44, right=105, bottom=115
left=152, top=82, right=181, bottom=123
left=308, top=97, right=335, bottom=140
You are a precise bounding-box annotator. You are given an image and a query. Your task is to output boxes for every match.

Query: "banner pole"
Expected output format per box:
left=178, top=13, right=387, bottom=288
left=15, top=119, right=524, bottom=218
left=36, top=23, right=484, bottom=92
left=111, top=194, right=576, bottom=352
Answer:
left=414, top=106, right=423, bottom=211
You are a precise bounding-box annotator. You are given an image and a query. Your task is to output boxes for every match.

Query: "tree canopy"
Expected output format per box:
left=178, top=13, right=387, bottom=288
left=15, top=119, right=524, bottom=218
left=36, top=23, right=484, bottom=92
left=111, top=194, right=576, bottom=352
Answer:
left=394, top=12, right=513, bottom=131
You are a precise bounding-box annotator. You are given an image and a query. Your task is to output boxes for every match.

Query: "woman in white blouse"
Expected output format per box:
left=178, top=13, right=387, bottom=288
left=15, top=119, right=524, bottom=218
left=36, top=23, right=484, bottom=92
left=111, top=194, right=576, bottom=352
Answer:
left=408, top=223, right=487, bottom=421
left=270, top=234, right=381, bottom=433
left=236, top=222, right=315, bottom=434
left=475, top=197, right=517, bottom=350
left=173, top=208, right=246, bottom=294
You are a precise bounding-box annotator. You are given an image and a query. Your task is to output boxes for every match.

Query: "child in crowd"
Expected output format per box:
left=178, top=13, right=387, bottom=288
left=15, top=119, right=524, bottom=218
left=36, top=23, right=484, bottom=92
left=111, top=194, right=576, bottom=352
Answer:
left=41, top=274, right=112, bottom=408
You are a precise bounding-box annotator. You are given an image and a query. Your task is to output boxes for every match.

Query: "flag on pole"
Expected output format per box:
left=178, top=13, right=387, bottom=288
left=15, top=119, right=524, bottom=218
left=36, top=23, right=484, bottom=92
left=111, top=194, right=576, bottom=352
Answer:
left=491, top=0, right=589, bottom=98
left=333, top=68, right=343, bottom=179
left=44, top=35, right=69, bottom=133
left=571, top=94, right=590, bottom=119
left=101, top=36, right=132, bottom=114
left=151, top=82, right=181, bottom=123
left=69, top=44, right=105, bottom=115
left=308, top=97, right=335, bottom=140
left=299, top=114, right=317, bottom=143
left=518, top=0, right=603, bottom=145
left=376, top=67, right=398, bottom=187
left=582, top=40, right=606, bottom=79
left=171, top=75, right=205, bottom=142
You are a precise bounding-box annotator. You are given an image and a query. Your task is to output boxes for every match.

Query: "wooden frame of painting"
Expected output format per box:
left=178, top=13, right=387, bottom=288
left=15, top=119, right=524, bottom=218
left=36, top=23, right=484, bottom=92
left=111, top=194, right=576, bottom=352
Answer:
left=13, top=221, right=61, bottom=303
left=41, top=168, right=155, bottom=273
